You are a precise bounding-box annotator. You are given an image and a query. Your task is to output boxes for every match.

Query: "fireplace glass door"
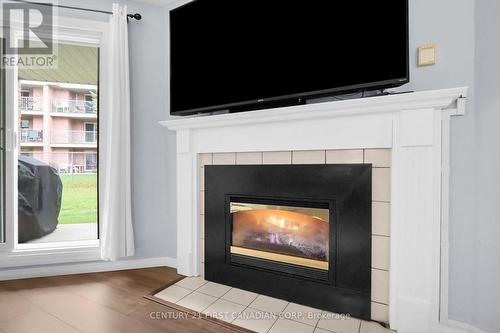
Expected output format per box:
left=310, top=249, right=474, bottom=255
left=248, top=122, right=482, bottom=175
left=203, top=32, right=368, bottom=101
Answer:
left=230, top=201, right=330, bottom=271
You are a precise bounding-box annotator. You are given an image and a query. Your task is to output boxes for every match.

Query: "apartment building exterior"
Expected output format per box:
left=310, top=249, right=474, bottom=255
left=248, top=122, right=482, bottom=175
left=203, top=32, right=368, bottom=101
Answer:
left=19, top=80, right=98, bottom=173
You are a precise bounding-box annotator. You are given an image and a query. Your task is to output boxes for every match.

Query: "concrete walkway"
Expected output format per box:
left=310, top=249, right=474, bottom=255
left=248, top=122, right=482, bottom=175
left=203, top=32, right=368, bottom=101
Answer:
left=27, top=223, right=98, bottom=243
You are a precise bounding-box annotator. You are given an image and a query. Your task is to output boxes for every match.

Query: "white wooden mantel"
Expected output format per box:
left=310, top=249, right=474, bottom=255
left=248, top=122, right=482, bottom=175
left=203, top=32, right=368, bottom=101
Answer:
left=160, top=87, right=468, bottom=333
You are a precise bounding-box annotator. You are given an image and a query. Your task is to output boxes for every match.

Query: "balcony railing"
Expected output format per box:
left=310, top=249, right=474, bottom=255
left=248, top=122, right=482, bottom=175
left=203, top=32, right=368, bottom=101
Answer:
left=20, top=151, right=98, bottom=173
left=19, top=97, right=43, bottom=112
left=20, top=129, right=43, bottom=143
left=52, top=99, right=97, bottom=115
left=51, top=130, right=98, bottom=145
left=18, top=96, right=98, bottom=115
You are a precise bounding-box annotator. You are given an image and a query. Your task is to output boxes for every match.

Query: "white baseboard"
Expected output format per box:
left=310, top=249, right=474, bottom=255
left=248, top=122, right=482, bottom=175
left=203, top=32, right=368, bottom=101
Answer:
left=437, top=320, right=487, bottom=333
left=0, top=256, right=177, bottom=281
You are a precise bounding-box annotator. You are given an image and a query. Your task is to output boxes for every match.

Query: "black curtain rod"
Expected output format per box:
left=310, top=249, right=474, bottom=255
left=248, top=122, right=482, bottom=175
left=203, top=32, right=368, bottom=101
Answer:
left=9, top=0, right=142, bottom=21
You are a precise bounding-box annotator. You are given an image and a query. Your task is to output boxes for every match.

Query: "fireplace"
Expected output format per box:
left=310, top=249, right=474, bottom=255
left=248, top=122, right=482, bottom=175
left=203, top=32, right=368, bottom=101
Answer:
left=205, top=164, right=372, bottom=319
left=163, top=88, right=467, bottom=331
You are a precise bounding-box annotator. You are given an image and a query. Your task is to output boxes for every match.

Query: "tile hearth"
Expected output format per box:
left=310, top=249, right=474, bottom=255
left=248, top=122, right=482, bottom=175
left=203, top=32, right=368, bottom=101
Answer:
left=155, top=276, right=395, bottom=333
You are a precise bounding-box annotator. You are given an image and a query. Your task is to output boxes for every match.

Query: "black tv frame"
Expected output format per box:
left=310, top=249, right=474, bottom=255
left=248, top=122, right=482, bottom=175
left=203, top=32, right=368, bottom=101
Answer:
left=169, top=0, right=409, bottom=116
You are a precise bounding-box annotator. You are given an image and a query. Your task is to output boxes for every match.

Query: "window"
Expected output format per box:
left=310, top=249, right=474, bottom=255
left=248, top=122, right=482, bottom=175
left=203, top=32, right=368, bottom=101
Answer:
left=85, top=152, right=97, bottom=173
left=84, top=123, right=97, bottom=143
left=17, top=42, right=100, bottom=245
left=84, top=94, right=96, bottom=114
left=0, top=15, right=107, bottom=257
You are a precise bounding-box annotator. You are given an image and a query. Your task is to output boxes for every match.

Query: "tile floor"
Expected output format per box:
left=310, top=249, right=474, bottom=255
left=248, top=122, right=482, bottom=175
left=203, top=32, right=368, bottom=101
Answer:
left=154, top=276, right=395, bottom=333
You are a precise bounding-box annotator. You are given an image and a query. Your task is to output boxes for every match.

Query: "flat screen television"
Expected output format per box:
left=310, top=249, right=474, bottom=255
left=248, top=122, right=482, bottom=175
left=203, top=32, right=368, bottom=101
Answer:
left=170, top=1, right=409, bottom=116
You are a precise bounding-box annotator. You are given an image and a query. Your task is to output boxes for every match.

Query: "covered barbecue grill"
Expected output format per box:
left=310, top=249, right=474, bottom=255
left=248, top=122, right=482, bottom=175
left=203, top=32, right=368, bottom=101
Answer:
left=18, top=156, right=63, bottom=243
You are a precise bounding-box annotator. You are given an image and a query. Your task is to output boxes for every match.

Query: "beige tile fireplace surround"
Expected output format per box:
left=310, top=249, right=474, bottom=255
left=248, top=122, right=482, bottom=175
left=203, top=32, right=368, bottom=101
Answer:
left=160, top=87, right=468, bottom=333
left=198, top=149, right=392, bottom=324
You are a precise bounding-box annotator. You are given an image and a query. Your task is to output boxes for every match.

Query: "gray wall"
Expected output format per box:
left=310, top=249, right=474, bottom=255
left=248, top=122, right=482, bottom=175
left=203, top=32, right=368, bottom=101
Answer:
left=472, top=1, right=500, bottom=332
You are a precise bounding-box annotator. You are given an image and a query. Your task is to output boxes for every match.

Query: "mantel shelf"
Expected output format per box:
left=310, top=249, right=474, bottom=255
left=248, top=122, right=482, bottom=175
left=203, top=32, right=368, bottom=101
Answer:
left=160, top=87, right=467, bottom=131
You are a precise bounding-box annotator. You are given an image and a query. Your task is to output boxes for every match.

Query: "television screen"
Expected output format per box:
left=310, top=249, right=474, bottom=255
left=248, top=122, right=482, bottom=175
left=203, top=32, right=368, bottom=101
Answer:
left=170, top=1, right=409, bottom=115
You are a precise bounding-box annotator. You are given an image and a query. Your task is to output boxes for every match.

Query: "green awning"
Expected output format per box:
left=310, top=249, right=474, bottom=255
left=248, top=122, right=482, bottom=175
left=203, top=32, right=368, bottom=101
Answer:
left=18, top=43, right=98, bottom=85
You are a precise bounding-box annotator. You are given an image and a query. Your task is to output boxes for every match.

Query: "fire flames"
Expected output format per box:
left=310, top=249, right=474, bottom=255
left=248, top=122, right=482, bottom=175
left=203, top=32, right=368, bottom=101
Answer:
left=232, top=209, right=329, bottom=262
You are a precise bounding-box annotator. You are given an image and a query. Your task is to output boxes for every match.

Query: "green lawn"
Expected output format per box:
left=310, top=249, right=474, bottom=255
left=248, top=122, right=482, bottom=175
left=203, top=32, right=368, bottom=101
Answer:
left=59, top=174, right=98, bottom=225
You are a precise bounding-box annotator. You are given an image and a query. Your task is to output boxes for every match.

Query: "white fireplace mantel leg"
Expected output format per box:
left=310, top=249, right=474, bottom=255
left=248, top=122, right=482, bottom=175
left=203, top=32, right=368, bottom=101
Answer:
left=389, top=108, right=443, bottom=332
left=176, top=129, right=199, bottom=276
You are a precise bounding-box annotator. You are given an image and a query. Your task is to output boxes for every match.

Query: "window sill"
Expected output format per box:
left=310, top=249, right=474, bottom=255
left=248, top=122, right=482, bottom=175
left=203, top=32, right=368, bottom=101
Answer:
left=16, top=239, right=100, bottom=251
left=0, top=241, right=101, bottom=269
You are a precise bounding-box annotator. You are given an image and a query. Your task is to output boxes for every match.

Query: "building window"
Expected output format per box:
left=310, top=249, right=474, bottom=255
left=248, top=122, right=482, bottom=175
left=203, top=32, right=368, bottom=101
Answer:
left=85, top=153, right=98, bottom=173
left=84, top=123, right=97, bottom=143
left=20, top=120, right=30, bottom=129
left=84, top=94, right=96, bottom=114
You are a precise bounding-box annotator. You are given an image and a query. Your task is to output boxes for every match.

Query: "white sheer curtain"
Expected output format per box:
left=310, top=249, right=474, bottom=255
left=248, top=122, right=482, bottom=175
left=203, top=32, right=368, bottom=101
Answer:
left=100, top=3, right=134, bottom=261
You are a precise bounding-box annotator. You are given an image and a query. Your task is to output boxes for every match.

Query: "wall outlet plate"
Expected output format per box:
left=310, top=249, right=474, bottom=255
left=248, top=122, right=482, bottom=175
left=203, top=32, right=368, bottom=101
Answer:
left=418, top=44, right=436, bottom=67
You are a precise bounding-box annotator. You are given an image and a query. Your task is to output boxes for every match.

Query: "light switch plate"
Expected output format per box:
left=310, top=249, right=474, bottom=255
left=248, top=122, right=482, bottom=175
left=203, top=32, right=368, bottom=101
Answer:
left=418, top=44, right=436, bottom=67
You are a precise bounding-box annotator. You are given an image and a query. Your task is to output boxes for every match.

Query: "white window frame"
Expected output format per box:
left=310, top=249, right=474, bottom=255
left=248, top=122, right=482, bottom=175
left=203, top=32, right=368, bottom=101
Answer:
left=0, top=16, right=109, bottom=268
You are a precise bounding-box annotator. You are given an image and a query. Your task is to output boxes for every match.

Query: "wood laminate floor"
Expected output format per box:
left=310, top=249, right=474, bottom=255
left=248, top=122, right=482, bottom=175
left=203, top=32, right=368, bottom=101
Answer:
left=0, top=267, right=238, bottom=333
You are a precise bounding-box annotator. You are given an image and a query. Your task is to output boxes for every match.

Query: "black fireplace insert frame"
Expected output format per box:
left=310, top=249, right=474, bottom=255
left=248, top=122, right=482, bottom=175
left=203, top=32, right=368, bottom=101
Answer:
left=205, top=164, right=372, bottom=319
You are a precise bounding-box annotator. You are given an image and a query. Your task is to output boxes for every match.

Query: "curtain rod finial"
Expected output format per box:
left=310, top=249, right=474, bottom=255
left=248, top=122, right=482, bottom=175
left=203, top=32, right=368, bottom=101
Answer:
left=127, top=13, right=142, bottom=21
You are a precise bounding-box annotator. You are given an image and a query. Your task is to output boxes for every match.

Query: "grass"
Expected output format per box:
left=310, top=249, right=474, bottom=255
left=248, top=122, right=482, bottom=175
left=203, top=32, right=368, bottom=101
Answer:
left=59, top=174, right=98, bottom=225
